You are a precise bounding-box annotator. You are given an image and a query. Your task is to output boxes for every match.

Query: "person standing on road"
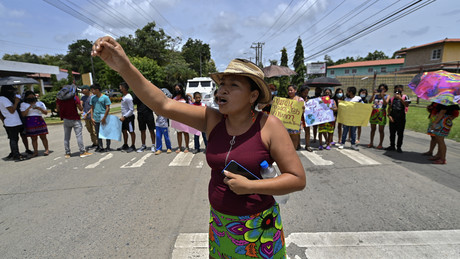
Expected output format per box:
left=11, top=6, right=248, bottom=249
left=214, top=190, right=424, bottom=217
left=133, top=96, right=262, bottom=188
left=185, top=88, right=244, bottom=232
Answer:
left=80, top=85, right=98, bottom=149
left=299, top=85, right=313, bottom=152
left=356, top=88, right=369, bottom=144
left=20, top=91, right=50, bottom=157
left=0, top=85, right=25, bottom=161
left=56, top=88, right=92, bottom=158
left=92, top=37, right=306, bottom=258
left=332, top=88, right=345, bottom=146
left=286, top=84, right=304, bottom=150
left=192, top=92, right=207, bottom=154
left=90, top=83, right=112, bottom=152
left=338, top=86, right=363, bottom=151
left=425, top=102, right=459, bottom=164
left=368, top=83, right=390, bottom=149
left=385, top=85, right=411, bottom=153
left=317, top=88, right=337, bottom=150
left=117, top=82, right=136, bottom=153
left=133, top=92, right=156, bottom=152
left=171, top=83, right=190, bottom=153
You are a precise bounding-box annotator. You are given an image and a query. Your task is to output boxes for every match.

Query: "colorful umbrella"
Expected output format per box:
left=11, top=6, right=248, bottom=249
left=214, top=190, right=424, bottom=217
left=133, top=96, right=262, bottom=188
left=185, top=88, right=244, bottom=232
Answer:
left=408, top=70, right=460, bottom=105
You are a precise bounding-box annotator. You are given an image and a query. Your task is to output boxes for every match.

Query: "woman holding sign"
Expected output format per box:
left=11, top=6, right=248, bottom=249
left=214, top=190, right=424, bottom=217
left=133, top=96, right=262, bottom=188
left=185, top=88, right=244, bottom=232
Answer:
left=287, top=85, right=305, bottom=150
left=91, top=37, right=305, bottom=258
left=318, top=88, right=337, bottom=150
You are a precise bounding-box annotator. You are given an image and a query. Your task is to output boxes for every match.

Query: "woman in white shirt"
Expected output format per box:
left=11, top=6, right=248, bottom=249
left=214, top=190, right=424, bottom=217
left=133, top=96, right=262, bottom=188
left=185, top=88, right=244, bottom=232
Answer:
left=20, top=91, right=49, bottom=157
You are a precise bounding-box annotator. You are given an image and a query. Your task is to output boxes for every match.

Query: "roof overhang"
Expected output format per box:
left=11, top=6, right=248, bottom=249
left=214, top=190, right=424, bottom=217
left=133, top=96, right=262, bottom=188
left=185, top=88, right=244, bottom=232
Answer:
left=0, top=60, right=60, bottom=76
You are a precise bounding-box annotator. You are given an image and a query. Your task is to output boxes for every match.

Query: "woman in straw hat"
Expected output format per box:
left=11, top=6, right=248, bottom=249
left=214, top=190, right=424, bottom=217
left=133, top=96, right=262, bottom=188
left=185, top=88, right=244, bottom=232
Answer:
left=92, top=36, right=305, bottom=258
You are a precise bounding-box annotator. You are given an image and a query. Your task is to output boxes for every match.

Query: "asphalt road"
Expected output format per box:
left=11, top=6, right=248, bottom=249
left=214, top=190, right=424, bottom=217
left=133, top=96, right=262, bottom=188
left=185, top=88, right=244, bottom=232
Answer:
left=1, top=115, right=459, bottom=258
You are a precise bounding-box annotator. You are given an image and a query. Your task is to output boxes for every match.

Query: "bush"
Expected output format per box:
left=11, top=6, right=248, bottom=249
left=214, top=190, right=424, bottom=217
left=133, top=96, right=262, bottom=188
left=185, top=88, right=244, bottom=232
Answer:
left=40, top=91, right=59, bottom=116
left=110, top=96, right=122, bottom=103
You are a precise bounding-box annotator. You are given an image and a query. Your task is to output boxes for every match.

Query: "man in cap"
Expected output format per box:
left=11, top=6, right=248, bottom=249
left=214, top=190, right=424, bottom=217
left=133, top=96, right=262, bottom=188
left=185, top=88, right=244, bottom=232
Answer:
left=79, top=85, right=98, bottom=149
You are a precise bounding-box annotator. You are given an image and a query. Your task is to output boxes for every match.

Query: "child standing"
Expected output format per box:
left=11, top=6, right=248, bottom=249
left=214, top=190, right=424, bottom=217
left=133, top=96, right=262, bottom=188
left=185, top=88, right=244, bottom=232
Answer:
left=338, top=86, right=363, bottom=151
left=154, top=88, right=173, bottom=155
left=192, top=92, right=208, bottom=154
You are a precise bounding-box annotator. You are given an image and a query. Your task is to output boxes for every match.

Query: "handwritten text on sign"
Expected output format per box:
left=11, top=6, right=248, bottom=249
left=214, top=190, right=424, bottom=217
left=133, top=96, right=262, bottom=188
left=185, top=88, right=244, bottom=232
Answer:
left=271, top=97, right=304, bottom=130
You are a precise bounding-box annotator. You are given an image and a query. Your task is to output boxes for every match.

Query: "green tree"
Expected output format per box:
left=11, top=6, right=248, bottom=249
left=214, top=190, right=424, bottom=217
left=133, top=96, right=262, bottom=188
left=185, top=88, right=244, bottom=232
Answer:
left=64, top=39, right=93, bottom=74
left=134, top=22, right=172, bottom=66
left=40, top=91, right=59, bottom=116
left=364, top=50, right=389, bottom=61
left=163, top=51, right=197, bottom=88
left=278, top=47, right=289, bottom=97
left=292, top=39, right=306, bottom=86
left=182, top=38, right=212, bottom=76
left=324, top=54, right=334, bottom=67
left=281, top=47, right=288, bottom=67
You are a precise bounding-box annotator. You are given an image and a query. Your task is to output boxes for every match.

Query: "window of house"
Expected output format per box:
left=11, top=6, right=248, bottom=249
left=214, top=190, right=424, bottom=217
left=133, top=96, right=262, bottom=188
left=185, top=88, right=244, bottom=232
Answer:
left=380, top=67, right=387, bottom=73
left=368, top=67, right=374, bottom=73
left=431, top=49, right=441, bottom=60
left=330, top=70, right=335, bottom=75
left=344, top=69, right=350, bottom=74
left=352, top=69, right=357, bottom=74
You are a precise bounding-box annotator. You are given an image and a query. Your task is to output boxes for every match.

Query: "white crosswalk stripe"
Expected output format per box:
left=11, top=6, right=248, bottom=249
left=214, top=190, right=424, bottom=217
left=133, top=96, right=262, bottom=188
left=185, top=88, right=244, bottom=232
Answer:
left=338, top=148, right=381, bottom=165
left=120, top=153, right=153, bottom=168
left=85, top=153, right=113, bottom=169
left=300, top=151, right=334, bottom=165
left=172, top=230, right=460, bottom=258
left=169, top=152, right=195, bottom=166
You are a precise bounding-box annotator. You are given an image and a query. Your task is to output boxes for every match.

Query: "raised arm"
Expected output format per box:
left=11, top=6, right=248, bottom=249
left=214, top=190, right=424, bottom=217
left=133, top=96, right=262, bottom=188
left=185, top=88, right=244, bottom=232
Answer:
left=92, top=36, right=213, bottom=132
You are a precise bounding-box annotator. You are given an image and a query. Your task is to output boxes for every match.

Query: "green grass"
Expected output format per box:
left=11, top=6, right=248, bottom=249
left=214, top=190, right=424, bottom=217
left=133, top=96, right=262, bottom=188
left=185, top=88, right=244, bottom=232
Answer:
left=406, top=105, right=460, bottom=142
left=44, top=106, right=122, bottom=125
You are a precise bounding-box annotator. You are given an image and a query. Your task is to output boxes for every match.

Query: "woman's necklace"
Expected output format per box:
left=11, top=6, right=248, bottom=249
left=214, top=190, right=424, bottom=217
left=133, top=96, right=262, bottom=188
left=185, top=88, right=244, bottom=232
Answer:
left=224, top=136, right=236, bottom=166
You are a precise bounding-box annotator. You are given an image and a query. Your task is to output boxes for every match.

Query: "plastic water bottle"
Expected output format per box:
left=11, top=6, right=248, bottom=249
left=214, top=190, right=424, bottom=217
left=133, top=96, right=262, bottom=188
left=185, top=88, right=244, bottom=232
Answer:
left=260, top=161, right=289, bottom=204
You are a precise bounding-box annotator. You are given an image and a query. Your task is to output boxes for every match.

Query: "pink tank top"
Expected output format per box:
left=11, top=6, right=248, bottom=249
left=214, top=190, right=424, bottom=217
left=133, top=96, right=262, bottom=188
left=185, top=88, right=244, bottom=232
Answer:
left=206, top=112, right=275, bottom=216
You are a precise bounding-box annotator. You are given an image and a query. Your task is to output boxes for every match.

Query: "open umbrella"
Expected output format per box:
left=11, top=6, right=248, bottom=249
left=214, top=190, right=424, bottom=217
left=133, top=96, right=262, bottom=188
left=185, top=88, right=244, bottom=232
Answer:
left=305, top=77, right=341, bottom=87
left=262, top=65, right=297, bottom=78
left=408, top=70, right=460, bottom=105
left=0, top=76, right=39, bottom=86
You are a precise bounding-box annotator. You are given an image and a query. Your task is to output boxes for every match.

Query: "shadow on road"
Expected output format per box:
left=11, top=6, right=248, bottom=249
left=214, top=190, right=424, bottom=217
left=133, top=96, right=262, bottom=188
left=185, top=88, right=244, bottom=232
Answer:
left=381, top=150, right=433, bottom=164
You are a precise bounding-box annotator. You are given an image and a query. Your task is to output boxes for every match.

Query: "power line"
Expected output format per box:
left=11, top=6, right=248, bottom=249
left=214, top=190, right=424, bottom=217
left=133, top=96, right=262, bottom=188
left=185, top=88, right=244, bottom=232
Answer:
left=304, top=0, right=436, bottom=60
left=146, top=0, right=183, bottom=38
left=256, top=0, right=296, bottom=42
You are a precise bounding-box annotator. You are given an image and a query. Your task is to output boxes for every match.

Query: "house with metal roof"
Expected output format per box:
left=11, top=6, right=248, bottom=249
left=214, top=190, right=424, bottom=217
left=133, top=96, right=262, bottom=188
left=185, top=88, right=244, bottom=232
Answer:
left=394, top=38, right=460, bottom=73
left=327, top=58, right=405, bottom=78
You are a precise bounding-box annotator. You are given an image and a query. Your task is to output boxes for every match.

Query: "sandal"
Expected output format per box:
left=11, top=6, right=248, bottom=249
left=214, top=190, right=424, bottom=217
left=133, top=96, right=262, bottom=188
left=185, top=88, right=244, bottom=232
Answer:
left=175, top=148, right=181, bottom=153
left=184, top=148, right=189, bottom=153
left=432, top=159, right=446, bottom=164
left=428, top=156, right=441, bottom=161
left=367, top=144, right=374, bottom=148
left=305, top=146, right=313, bottom=152
left=376, top=145, right=383, bottom=149
left=43, top=150, right=49, bottom=156
left=31, top=152, right=39, bottom=158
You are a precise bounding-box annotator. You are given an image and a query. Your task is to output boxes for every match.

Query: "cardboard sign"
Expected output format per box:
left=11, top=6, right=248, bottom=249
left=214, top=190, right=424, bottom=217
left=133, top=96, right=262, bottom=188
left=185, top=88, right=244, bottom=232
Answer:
left=304, top=97, right=335, bottom=126
left=337, top=101, right=373, bottom=127
left=271, top=97, right=304, bottom=130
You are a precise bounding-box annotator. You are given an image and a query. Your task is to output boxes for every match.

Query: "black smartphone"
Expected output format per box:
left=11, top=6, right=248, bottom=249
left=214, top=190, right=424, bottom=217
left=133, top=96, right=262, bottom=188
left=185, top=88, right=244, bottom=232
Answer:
left=222, top=160, right=260, bottom=180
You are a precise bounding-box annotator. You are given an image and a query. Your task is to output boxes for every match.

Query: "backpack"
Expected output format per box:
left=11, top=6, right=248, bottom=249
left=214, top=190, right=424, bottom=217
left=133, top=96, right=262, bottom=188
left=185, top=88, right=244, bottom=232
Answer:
left=57, top=84, right=77, bottom=100
left=390, top=94, right=409, bottom=113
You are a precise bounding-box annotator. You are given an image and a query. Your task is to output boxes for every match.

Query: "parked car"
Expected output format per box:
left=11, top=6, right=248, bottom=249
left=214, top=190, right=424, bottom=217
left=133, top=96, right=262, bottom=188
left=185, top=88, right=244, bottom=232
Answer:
left=104, top=89, right=122, bottom=97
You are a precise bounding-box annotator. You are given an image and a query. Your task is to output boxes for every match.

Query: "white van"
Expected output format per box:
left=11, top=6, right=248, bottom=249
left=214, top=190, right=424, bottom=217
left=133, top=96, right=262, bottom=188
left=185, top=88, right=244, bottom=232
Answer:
left=186, top=77, right=217, bottom=106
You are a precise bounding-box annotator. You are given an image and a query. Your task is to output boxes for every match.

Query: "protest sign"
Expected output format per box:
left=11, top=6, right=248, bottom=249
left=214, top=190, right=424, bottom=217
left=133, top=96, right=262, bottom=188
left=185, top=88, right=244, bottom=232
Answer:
left=304, top=97, right=335, bottom=126
left=337, top=101, right=373, bottom=127
left=99, top=114, right=122, bottom=141
left=271, top=97, right=304, bottom=130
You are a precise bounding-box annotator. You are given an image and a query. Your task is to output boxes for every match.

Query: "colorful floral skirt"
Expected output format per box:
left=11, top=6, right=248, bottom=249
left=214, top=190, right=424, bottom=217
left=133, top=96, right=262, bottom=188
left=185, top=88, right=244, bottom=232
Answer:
left=209, top=204, right=286, bottom=258
left=427, top=115, right=453, bottom=137
left=369, top=108, right=387, bottom=125
left=25, top=116, right=48, bottom=136
left=318, top=121, right=335, bottom=133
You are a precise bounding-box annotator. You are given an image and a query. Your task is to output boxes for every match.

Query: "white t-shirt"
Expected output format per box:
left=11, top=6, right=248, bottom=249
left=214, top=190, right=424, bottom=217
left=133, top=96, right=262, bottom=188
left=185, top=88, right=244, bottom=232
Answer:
left=345, top=96, right=363, bottom=103
left=20, top=101, right=47, bottom=117
left=0, top=96, right=22, bottom=127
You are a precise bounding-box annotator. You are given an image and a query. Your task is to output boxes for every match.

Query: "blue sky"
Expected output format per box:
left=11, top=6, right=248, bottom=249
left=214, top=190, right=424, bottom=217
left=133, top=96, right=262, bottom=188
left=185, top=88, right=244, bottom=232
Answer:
left=1, top=0, right=459, bottom=71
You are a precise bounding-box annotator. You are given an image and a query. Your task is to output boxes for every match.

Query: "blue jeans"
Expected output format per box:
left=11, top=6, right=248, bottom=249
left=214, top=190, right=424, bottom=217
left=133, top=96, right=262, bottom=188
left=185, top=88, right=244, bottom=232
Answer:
left=63, top=119, right=85, bottom=154
left=156, top=127, right=171, bottom=151
left=341, top=125, right=357, bottom=145
left=194, top=132, right=207, bottom=150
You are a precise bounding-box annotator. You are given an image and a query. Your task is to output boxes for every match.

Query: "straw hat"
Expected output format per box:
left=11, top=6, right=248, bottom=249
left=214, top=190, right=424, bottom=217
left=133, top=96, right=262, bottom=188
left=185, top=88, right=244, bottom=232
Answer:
left=210, top=59, right=271, bottom=104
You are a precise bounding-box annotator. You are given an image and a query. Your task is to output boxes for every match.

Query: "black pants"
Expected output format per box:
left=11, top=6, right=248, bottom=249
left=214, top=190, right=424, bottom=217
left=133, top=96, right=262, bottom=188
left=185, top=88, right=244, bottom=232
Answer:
left=4, top=125, right=22, bottom=157
left=389, top=113, right=406, bottom=149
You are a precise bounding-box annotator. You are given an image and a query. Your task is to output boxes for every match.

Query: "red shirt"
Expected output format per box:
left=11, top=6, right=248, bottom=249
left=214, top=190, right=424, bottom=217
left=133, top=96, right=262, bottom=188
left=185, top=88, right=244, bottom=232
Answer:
left=56, top=96, right=81, bottom=120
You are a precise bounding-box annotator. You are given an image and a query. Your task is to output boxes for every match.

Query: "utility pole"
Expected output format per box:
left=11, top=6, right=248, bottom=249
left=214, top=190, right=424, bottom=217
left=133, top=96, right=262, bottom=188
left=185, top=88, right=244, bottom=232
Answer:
left=251, top=42, right=264, bottom=66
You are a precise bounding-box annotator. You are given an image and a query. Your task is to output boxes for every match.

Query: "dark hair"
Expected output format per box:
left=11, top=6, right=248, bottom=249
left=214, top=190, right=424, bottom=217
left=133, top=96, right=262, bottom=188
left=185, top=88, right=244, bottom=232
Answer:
left=358, top=88, right=368, bottom=96
left=333, top=88, right=344, bottom=101
left=247, top=77, right=260, bottom=108
left=120, top=82, right=129, bottom=90
left=193, top=91, right=201, bottom=98
left=287, top=84, right=297, bottom=91
left=0, top=85, right=16, bottom=102
left=394, top=84, right=404, bottom=90
left=23, top=91, right=37, bottom=103
left=347, top=86, right=357, bottom=95
left=23, top=90, right=35, bottom=98
left=90, top=83, right=101, bottom=90
left=378, top=83, right=388, bottom=91
left=173, top=83, right=188, bottom=103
